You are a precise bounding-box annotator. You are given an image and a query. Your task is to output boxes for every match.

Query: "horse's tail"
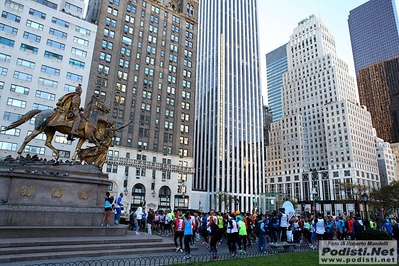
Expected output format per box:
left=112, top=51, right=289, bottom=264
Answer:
left=3, top=110, right=41, bottom=131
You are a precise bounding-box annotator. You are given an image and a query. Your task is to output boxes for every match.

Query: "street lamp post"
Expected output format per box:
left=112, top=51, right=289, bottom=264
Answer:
left=362, top=193, right=368, bottom=219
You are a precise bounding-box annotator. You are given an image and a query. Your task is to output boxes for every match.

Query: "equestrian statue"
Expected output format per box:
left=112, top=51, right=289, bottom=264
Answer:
left=2, top=85, right=114, bottom=165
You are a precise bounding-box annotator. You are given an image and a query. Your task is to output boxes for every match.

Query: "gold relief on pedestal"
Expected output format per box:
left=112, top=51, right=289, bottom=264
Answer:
left=78, top=190, right=90, bottom=200
left=51, top=188, right=63, bottom=198
left=20, top=186, right=34, bottom=197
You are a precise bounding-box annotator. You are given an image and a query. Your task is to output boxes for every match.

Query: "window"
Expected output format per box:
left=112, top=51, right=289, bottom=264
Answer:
left=29, top=8, right=46, bottom=19
left=32, top=0, right=57, bottom=10
left=0, top=66, right=7, bottom=76
left=0, top=125, right=20, bottom=136
left=64, top=84, right=75, bottom=92
left=98, top=64, right=110, bottom=75
left=121, top=47, right=131, bottom=56
left=100, top=52, right=112, bottom=62
left=44, top=51, right=63, bottom=61
left=38, top=77, right=58, bottom=88
left=2, top=11, right=21, bottom=23
left=20, top=43, right=39, bottom=54
left=73, top=36, right=89, bottom=46
left=26, top=20, right=44, bottom=30
left=7, top=97, right=26, bottom=108
left=46, top=39, right=65, bottom=50
left=13, top=71, right=32, bottom=81
left=5, top=0, right=24, bottom=11
left=54, top=149, right=70, bottom=158
left=75, top=25, right=91, bottom=36
left=103, top=29, right=115, bottom=38
left=66, top=72, right=83, bottom=82
left=0, top=23, right=18, bottom=34
left=119, top=59, right=129, bottom=68
left=96, top=77, right=108, bottom=87
left=122, top=36, right=132, bottom=46
left=0, top=53, right=11, bottom=62
left=106, top=6, right=118, bottom=16
left=101, top=40, right=114, bottom=50
left=0, top=37, right=15, bottom=47
left=51, top=17, right=69, bottom=28
left=49, top=28, right=67, bottom=38
left=10, top=84, right=29, bottom=95
left=41, top=65, right=60, bottom=76
left=1, top=112, right=22, bottom=121
left=125, top=14, right=135, bottom=24
left=23, top=31, right=41, bottom=42
left=65, top=2, right=82, bottom=13
left=123, top=25, right=133, bottom=34
left=69, top=58, right=85, bottom=68
left=24, top=145, right=45, bottom=155
left=71, top=47, right=87, bottom=57
left=33, top=103, right=52, bottom=110
left=0, top=81, right=4, bottom=89
left=35, top=90, right=55, bottom=100
left=0, top=141, right=17, bottom=151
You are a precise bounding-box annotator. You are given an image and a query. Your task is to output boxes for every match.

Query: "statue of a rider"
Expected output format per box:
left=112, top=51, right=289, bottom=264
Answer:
left=55, top=84, right=83, bottom=141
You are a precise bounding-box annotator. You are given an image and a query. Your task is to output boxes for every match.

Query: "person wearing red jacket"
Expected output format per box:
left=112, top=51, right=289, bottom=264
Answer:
left=173, top=211, right=184, bottom=253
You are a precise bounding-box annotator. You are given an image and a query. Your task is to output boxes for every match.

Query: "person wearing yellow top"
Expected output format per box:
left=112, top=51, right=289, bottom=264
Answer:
left=236, top=215, right=247, bottom=254
left=217, top=212, right=225, bottom=245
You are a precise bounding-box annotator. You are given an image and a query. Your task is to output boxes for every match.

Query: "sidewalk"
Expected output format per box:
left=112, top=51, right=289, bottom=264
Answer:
left=2, top=231, right=260, bottom=266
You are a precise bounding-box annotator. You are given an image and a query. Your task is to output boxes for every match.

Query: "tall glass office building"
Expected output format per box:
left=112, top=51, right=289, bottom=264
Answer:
left=348, top=0, right=399, bottom=75
left=193, top=0, right=265, bottom=212
left=266, top=44, right=288, bottom=122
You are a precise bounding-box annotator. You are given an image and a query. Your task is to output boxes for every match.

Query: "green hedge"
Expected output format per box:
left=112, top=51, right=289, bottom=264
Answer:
left=361, top=229, right=391, bottom=240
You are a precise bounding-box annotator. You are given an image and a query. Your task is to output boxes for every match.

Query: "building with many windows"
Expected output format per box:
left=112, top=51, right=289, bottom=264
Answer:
left=193, top=0, right=265, bottom=212
left=266, top=43, right=288, bottom=122
left=85, top=0, right=198, bottom=211
left=375, top=135, right=397, bottom=186
left=0, top=0, right=96, bottom=159
left=357, top=57, right=399, bottom=144
left=348, top=0, right=399, bottom=76
left=265, top=15, right=382, bottom=215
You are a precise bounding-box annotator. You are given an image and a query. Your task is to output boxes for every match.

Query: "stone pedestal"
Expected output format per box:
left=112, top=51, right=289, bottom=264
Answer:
left=0, top=162, right=111, bottom=227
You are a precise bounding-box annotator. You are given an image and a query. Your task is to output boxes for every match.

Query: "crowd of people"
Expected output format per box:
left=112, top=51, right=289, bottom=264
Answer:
left=102, top=197, right=399, bottom=259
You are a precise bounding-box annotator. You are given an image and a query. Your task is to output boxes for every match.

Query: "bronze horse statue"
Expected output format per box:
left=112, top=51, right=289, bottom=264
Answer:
left=3, top=95, right=110, bottom=161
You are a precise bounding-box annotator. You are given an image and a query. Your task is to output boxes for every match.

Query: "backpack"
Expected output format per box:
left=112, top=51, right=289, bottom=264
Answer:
left=255, top=221, right=264, bottom=236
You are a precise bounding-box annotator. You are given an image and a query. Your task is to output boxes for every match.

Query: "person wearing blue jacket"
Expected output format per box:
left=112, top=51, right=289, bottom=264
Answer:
left=114, top=193, right=123, bottom=225
left=256, top=215, right=267, bottom=253
left=383, top=219, right=393, bottom=238
left=183, top=212, right=194, bottom=259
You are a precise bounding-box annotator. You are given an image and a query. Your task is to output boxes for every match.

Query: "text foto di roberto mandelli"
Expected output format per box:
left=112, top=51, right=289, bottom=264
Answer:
left=325, top=240, right=392, bottom=246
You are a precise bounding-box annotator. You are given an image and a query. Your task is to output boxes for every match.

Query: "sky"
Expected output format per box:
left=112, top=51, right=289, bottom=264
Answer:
left=257, top=0, right=371, bottom=102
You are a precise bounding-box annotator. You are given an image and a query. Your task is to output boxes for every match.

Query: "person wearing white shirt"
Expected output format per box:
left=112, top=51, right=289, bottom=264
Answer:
left=135, top=202, right=144, bottom=235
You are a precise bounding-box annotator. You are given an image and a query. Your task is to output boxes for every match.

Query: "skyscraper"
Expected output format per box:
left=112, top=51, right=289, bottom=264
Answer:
left=85, top=0, right=198, bottom=211
left=0, top=0, right=96, bottom=159
left=348, top=0, right=399, bottom=76
left=266, top=43, right=288, bottom=122
left=357, top=57, right=399, bottom=143
left=266, top=15, right=381, bottom=215
left=194, top=0, right=265, bottom=212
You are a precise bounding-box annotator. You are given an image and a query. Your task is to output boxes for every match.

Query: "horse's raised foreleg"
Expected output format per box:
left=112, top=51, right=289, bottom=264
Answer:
left=43, top=130, right=59, bottom=160
left=17, top=130, right=43, bottom=158
left=72, top=138, right=86, bottom=161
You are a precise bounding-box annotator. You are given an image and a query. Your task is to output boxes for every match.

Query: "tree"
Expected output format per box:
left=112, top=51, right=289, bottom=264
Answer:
left=213, top=191, right=236, bottom=212
left=370, top=181, right=399, bottom=211
left=336, top=181, right=369, bottom=201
